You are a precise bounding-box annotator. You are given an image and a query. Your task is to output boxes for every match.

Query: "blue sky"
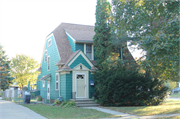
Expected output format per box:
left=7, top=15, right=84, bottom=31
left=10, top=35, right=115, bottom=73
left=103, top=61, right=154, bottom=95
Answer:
left=0, top=0, right=142, bottom=63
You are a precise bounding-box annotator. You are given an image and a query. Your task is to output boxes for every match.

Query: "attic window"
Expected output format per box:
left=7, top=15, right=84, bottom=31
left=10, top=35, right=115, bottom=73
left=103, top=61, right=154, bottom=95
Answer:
left=48, top=38, right=52, bottom=47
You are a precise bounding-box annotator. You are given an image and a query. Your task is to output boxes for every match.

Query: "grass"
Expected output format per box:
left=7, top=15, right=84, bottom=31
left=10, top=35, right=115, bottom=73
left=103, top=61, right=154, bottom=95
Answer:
left=170, top=93, right=180, bottom=98
left=23, top=104, right=118, bottom=119
left=155, top=116, right=180, bottom=119
left=102, top=99, right=180, bottom=116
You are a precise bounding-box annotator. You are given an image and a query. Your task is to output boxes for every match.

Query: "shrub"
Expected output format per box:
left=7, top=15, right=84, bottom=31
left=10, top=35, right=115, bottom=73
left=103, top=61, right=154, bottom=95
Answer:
left=31, top=93, right=35, bottom=98
left=22, top=87, right=28, bottom=91
left=54, top=99, right=59, bottom=105
left=36, top=95, right=42, bottom=101
left=0, top=92, right=2, bottom=97
left=59, top=101, right=76, bottom=108
left=94, top=62, right=169, bottom=106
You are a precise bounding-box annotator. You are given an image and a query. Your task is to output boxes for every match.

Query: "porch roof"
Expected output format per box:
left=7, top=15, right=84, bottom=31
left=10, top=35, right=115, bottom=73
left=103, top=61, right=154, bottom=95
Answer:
left=38, top=74, right=51, bottom=81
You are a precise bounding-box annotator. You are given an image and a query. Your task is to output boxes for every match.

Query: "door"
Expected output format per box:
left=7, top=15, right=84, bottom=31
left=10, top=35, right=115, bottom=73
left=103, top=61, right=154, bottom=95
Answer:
left=47, top=81, right=50, bottom=100
left=76, top=74, right=86, bottom=98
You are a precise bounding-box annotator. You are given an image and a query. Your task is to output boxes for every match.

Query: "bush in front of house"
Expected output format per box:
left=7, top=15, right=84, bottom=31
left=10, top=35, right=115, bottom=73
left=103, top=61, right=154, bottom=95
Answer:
left=36, top=95, right=42, bottom=101
left=22, top=86, right=28, bottom=91
left=94, top=62, right=169, bottom=106
left=59, top=101, right=76, bottom=108
left=0, top=92, right=2, bottom=97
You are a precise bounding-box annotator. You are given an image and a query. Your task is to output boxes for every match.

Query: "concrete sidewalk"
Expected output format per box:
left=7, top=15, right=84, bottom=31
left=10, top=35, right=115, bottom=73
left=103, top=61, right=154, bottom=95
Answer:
left=0, top=100, right=47, bottom=119
left=83, top=107, right=180, bottom=119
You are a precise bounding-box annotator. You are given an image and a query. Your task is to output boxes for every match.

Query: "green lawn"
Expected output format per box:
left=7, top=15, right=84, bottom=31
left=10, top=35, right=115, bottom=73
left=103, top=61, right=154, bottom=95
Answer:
left=23, top=104, right=118, bottom=119
left=155, top=116, right=180, bottom=119
left=102, top=99, right=180, bottom=116
left=170, top=93, right=180, bottom=98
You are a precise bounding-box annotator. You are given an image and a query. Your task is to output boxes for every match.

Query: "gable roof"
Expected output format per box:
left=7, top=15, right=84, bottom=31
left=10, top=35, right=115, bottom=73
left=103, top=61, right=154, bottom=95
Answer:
left=46, top=23, right=95, bottom=65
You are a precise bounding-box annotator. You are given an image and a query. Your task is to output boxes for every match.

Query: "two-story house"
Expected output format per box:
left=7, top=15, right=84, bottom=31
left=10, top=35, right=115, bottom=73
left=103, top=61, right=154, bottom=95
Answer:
left=36, top=22, right=134, bottom=102
left=37, top=23, right=97, bottom=101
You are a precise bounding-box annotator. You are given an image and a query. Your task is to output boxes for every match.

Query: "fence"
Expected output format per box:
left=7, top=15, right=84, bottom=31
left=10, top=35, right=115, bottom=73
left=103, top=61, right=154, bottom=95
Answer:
left=43, top=90, right=59, bottom=104
left=2, top=90, right=38, bottom=104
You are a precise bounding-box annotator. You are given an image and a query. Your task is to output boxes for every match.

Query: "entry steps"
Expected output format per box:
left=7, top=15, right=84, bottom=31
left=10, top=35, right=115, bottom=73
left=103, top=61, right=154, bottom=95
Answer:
left=70, top=98, right=100, bottom=107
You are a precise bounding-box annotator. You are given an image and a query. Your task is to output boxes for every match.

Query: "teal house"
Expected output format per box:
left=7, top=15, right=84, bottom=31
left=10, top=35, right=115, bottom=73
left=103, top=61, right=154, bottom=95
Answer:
left=37, top=23, right=97, bottom=101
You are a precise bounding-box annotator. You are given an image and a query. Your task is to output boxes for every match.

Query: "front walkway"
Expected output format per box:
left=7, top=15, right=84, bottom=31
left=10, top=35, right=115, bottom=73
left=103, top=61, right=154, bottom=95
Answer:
left=0, top=100, right=47, bottom=119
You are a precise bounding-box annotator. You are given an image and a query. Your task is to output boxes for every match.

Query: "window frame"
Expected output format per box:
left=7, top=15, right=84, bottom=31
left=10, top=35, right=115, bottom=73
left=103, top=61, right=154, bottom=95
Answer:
left=47, top=56, right=50, bottom=71
left=45, top=50, right=47, bottom=63
left=55, top=73, right=59, bottom=90
left=84, top=44, right=94, bottom=60
left=43, top=80, right=45, bottom=88
left=48, top=38, right=52, bottom=47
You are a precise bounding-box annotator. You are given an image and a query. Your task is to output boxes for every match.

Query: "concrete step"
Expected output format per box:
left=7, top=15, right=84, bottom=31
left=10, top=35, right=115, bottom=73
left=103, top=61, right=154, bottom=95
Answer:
left=70, top=99, right=93, bottom=102
left=75, top=101, right=97, bottom=104
left=76, top=103, right=100, bottom=107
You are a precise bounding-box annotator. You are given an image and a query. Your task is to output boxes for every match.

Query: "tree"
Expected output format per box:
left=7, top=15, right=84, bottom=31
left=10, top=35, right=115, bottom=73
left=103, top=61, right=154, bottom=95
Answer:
left=0, top=44, right=14, bottom=91
left=93, top=0, right=113, bottom=69
left=112, top=0, right=179, bottom=81
left=11, top=54, right=40, bottom=89
left=94, top=61, right=169, bottom=106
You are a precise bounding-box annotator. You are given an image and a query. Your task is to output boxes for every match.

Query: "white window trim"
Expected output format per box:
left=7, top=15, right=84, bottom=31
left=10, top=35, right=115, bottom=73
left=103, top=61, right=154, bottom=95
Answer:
left=55, top=73, right=59, bottom=90
left=47, top=56, right=50, bottom=71
left=48, top=38, right=52, bottom=47
left=45, top=50, right=47, bottom=63
left=43, top=80, right=45, bottom=88
left=84, top=44, right=94, bottom=60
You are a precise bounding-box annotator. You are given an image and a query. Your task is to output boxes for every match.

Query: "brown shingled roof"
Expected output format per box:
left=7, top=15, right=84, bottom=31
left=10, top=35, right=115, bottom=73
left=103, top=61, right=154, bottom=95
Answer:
left=51, top=23, right=95, bottom=65
left=65, top=29, right=95, bottom=42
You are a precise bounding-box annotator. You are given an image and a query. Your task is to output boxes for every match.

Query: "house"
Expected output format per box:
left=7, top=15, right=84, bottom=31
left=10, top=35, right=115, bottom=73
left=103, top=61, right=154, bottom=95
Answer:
left=36, top=22, right=134, bottom=102
left=36, top=23, right=97, bottom=101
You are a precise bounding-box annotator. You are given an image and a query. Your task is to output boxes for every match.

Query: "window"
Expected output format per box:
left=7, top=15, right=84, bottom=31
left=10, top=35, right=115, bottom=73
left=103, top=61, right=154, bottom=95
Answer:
left=48, top=56, right=50, bottom=71
left=45, top=50, right=47, bottom=63
left=43, top=80, right=45, bottom=87
left=48, top=38, right=52, bottom=47
left=55, top=73, right=59, bottom=90
left=86, top=44, right=92, bottom=60
left=119, top=47, right=124, bottom=60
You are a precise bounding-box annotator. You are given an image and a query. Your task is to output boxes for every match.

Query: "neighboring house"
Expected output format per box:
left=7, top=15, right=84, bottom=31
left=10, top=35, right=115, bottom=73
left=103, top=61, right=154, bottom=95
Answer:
left=36, top=23, right=134, bottom=101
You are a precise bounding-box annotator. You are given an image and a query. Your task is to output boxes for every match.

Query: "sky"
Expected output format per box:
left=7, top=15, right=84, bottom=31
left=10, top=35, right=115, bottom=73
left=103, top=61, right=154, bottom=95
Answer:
left=0, top=0, right=143, bottom=64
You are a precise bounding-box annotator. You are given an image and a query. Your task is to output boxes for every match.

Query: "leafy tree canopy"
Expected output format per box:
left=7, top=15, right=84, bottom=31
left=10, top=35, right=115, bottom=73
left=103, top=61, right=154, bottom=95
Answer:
left=112, top=0, right=179, bottom=81
left=11, top=54, right=40, bottom=89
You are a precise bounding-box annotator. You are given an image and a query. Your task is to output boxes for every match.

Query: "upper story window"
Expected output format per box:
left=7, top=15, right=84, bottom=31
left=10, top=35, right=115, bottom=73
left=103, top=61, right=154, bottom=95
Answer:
left=45, top=50, right=47, bottom=63
left=55, top=73, right=59, bottom=90
left=48, top=56, right=50, bottom=71
left=86, top=44, right=92, bottom=60
left=119, top=47, right=124, bottom=60
left=48, top=38, right=52, bottom=47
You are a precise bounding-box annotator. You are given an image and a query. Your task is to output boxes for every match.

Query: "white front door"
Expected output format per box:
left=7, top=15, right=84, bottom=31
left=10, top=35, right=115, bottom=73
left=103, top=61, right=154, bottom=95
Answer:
left=76, top=74, right=86, bottom=98
left=47, top=81, right=50, bottom=99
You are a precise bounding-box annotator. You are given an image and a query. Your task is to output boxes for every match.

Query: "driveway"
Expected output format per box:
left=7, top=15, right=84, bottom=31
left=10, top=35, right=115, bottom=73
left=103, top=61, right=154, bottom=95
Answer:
left=0, top=100, right=47, bottom=119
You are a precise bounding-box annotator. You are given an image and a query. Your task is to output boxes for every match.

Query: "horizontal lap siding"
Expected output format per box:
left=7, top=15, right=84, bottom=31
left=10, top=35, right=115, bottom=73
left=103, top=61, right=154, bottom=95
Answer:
left=60, top=74, right=66, bottom=101
left=66, top=34, right=75, bottom=52
left=37, top=34, right=60, bottom=100
left=66, top=72, right=72, bottom=101
left=69, top=55, right=91, bottom=69
left=76, top=43, right=84, bottom=52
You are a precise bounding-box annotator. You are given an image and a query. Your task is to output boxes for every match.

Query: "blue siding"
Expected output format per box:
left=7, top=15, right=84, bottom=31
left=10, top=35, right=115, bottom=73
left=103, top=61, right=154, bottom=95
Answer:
left=37, top=34, right=60, bottom=99
left=66, top=33, right=75, bottom=52
left=69, top=55, right=91, bottom=69
left=76, top=43, right=84, bottom=52
left=66, top=72, right=72, bottom=101
left=60, top=74, right=66, bottom=101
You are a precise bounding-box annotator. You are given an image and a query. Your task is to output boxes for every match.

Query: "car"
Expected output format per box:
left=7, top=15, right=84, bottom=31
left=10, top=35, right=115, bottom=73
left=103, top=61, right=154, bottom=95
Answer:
left=172, top=87, right=180, bottom=93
